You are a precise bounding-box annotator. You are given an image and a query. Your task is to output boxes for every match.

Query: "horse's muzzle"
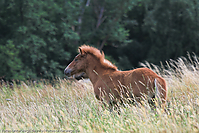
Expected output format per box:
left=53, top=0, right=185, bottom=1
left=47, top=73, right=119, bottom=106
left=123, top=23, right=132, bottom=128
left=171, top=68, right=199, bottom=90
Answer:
left=64, top=68, right=72, bottom=76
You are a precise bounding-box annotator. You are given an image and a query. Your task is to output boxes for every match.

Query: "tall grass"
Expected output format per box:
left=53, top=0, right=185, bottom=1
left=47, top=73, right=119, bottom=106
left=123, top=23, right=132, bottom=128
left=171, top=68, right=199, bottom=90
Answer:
left=0, top=54, right=199, bottom=132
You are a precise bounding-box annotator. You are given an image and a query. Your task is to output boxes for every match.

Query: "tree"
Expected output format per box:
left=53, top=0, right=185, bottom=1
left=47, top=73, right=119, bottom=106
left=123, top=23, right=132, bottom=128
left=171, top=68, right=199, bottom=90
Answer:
left=143, top=0, right=199, bottom=63
left=0, top=0, right=80, bottom=80
left=120, top=0, right=199, bottom=67
left=0, top=40, right=25, bottom=80
left=77, top=0, right=134, bottom=50
left=1, top=0, right=198, bottom=80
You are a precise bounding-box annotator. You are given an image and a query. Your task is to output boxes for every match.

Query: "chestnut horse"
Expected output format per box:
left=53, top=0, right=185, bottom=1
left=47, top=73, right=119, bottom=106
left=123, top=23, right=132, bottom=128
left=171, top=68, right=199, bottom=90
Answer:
left=64, top=45, right=167, bottom=110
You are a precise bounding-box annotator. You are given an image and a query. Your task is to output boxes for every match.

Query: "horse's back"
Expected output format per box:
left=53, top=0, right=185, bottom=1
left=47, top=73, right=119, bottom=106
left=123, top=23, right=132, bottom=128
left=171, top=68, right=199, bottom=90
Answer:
left=120, top=68, right=165, bottom=96
left=109, top=67, right=161, bottom=87
left=124, top=68, right=159, bottom=83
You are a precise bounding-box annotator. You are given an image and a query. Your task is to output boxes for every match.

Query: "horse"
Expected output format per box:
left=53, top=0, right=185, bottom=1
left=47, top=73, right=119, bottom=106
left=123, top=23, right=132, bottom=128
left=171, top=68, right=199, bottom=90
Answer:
left=64, top=45, right=167, bottom=111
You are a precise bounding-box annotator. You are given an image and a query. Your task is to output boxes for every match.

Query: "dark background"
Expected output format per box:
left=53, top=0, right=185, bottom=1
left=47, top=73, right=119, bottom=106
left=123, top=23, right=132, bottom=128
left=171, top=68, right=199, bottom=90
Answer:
left=0, top=0, right=198, bottom=81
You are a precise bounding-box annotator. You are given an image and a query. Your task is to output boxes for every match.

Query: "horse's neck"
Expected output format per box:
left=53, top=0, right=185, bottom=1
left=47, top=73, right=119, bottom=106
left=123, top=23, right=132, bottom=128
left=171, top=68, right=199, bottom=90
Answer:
left=85, top=60, right=112, bottom=85
left=85, top=65, right=103, bottom=85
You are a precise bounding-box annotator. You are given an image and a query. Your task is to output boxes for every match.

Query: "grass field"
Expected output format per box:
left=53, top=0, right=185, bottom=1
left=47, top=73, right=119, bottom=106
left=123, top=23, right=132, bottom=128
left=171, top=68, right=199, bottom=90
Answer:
left=0, top=55, right=199, bottom=132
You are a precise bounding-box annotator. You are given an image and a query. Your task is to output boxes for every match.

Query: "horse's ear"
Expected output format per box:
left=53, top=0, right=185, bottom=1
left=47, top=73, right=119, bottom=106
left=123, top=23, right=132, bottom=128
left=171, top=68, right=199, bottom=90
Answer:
left=78, top=48, right=86, bottom=55
left=101, top=51, right=105, bottom=58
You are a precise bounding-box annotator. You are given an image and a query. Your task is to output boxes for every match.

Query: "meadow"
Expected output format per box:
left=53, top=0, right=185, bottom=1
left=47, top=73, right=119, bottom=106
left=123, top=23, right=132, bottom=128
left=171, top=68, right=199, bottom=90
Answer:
left=0, top=54, right=199, bottom=132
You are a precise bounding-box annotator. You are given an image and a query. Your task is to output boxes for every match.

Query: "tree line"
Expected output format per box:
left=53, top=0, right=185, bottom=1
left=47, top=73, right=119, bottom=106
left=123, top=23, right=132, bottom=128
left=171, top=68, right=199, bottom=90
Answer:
left=0, top=0, right=198, bottom=81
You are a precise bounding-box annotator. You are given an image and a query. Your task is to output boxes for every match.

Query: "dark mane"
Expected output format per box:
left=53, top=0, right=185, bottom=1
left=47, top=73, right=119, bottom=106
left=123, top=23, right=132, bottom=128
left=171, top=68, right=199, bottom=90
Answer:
left=79, top=45, right=118, bottom=71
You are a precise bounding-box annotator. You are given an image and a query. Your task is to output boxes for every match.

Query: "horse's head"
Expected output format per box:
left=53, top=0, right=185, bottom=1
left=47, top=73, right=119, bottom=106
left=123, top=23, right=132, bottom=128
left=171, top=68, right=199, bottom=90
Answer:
left=64, top=48, right=87, bottom=77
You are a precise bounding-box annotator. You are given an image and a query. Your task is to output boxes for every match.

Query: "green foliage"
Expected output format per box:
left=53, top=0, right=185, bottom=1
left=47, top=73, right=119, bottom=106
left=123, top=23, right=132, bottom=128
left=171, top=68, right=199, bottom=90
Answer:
left=0, top=40, right=25, bottom=80
left=79, top=0, right=133, bottom=49
left=123, top=0, right=199, bottom=65
left=143, top=0, right=199, bottom=62
left=0, top=0, right=199, bottom=80
left=0, top=0, right=79, bottom=80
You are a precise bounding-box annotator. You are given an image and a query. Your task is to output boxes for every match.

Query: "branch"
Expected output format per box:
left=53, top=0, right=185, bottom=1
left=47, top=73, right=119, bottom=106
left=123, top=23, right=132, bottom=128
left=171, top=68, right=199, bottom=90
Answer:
left=99, top=35, right=109, bottom=51
left=78, top=0, right=91, bottom=34
left=96, top=6, right=107, bottom=29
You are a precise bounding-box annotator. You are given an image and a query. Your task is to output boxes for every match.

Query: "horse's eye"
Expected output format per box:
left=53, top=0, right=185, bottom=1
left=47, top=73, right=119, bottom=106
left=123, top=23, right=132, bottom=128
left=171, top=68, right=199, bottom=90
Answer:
left=74, top=58, right=78, bottom=61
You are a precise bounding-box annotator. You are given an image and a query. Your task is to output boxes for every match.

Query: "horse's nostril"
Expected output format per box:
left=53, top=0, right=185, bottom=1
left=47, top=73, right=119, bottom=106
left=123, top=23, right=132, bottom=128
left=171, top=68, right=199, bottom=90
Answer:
left=64, top=68, right=72, bottom=76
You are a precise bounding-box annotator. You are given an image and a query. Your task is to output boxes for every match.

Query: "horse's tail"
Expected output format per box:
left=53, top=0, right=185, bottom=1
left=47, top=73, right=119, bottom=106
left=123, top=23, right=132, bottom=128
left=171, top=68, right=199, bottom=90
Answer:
left=154, top=78, right=167, bottom=107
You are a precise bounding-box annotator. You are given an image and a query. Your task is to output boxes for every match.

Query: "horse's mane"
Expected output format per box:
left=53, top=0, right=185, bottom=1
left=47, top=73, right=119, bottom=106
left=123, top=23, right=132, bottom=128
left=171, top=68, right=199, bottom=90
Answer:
left=79, top=45, right=118, bottom=71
